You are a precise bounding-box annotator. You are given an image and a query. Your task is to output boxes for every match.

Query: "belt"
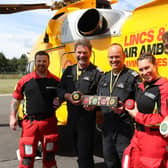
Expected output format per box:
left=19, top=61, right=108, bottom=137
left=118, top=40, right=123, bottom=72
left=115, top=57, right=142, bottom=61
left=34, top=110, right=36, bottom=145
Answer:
left=24, top=113, right=54, bottom=121
left=136, top=124, right=159, bottom=132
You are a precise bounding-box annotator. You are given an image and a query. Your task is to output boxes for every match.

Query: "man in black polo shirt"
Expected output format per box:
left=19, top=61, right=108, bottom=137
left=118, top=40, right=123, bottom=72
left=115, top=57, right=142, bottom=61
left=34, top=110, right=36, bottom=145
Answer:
left=9, top=51, right=60, bottom=168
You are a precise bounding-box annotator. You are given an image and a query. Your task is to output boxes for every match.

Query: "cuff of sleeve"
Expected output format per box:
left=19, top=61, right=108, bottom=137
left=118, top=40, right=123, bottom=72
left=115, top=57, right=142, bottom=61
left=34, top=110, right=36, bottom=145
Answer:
left=57, top=90, right=66, bottom=102
left=12, top=93, right=23, bottom=100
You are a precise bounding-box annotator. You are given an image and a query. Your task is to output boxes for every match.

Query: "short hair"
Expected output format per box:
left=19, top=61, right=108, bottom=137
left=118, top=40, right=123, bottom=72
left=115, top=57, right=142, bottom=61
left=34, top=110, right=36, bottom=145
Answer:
left=162, top=31, right=168, bottom=41
left=34, top=50, right=49, bottom=60
left=110, top=43, right=125, bottom=55
left=137, top=53, right=156, bottom=65
left=74, top=38, right=92, bottom=51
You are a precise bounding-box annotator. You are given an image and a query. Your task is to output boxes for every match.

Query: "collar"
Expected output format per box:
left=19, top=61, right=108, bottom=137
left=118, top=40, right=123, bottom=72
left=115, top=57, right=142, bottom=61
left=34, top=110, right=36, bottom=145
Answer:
left=112, top=67, right=124, bottom=76
left=33, top=71, right=52, bottom=79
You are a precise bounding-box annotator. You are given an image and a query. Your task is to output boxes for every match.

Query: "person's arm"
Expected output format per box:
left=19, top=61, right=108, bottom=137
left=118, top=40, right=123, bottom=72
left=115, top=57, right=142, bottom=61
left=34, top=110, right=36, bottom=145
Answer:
left=125, top=101, right=165, bottom=126
left=57, top=68, right=69, bottom=102
left=57, top=66, right=82, bottom=106
left=126, top=77, right=168, bottom=126
left=9, top=98, right=21, bottom=130
left=135, top=84, right=168, bottom=126
left=135, top=111, right=164, bottom=126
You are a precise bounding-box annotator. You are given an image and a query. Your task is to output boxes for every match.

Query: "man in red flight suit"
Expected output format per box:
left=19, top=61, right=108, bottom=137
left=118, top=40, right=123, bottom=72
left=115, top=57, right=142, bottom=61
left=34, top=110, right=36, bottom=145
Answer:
left=9, top=51, right=60, bottom=168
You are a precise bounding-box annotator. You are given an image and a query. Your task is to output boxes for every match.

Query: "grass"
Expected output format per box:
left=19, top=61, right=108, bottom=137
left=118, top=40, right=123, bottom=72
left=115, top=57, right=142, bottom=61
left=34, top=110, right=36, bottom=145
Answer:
left=0, top=74, right=23, bottom=79
left=0, top=74, right=23, bottom=94
left=0, top=79, right=20, bottom=94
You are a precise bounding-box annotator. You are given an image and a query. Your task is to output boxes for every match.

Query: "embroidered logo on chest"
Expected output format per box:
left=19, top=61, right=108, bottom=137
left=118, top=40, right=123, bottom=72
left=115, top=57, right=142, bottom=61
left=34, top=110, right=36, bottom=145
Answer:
left=83, top=76, right=90, bottom=81
left=116, top=83, right=125, bottom=88
left=144, top=92, right=156, bottom=100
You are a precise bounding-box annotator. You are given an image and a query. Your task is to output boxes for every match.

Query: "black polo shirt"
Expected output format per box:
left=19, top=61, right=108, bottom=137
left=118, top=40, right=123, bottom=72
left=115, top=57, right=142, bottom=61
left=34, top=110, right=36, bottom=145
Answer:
left=13, top=71, right=60, bottom=116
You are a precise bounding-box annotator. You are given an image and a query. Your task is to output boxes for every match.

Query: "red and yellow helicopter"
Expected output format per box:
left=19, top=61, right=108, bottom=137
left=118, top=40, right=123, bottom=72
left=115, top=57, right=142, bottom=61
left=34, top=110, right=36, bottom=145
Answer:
left=1, top=0, right=168, bottom=125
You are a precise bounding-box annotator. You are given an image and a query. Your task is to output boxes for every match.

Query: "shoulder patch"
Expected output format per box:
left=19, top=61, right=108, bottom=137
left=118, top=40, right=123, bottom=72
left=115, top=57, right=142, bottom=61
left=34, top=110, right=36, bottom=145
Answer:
left=104, top=70, right=111, bottom=75
left=128, top=69, right=139, bottom=77
left=96, top=67, right=103, bottom=73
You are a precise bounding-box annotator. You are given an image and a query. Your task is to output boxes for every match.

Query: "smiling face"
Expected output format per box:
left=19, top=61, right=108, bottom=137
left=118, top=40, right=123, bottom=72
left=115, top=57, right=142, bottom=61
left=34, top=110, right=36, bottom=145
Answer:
left=75, top=45, right=91, bottom=69
left=138, top=58, right=158, bottom=82
left=108, top=44, right=125, bottom=73
left=35, top=54, right=49, bottom=75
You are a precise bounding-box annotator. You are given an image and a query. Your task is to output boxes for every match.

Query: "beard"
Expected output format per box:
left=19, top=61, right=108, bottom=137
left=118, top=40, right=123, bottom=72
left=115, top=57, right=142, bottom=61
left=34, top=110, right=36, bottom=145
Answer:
left=77, top=56, right=89, bottom=67
left=36, top=65, right=47, bottom=73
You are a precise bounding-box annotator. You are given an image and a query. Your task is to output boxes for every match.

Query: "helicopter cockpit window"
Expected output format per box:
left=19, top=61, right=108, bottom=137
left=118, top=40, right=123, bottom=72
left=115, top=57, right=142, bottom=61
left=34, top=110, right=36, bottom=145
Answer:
left=26, top=61, right=34, bottom=74
left=96, top=0, right=111, bottom=9
left=61, top=8, right=131, bottom=43
left=52, top=12, right=64, bottom=20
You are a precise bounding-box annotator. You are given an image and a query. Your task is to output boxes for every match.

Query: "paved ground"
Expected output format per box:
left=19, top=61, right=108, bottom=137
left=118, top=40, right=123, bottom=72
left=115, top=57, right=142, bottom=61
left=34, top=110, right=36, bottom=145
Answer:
left=0, top=94, right=105, bottom=167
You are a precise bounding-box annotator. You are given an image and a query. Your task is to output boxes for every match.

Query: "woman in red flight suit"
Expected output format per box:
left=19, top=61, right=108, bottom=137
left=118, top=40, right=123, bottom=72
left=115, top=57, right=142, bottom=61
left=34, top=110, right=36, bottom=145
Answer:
left=122, top=53, right=168, bottom=168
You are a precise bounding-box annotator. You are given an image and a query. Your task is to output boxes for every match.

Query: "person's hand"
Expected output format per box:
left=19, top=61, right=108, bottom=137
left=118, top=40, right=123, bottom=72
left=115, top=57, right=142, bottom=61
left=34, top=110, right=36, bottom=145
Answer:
left=125, top=101, right=138, bottom=118
left=9, top=115, right=18, bottom=131
left=163, top=116, right=168, bottom=122
left=83, top=105, right=95, bottom=111
left=161, top=116, right=168, bottom=138
left=53, top=97, right=61, bottom=109
left=111, top=101, right=124, bottom=115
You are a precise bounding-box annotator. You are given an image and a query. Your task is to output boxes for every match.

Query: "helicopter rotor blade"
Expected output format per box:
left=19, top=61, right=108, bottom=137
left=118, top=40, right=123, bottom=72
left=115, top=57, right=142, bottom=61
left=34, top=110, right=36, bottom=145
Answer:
left=0, top=0, right=82, bottom=14
left=0, top=3, right=51, bottom=14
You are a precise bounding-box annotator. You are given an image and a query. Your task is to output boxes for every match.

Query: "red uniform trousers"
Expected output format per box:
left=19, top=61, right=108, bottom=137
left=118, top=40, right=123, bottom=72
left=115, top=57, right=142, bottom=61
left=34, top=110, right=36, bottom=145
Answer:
left=19, top=116, right=58, bottom=168
left=122, top=129, right=168, bottom=168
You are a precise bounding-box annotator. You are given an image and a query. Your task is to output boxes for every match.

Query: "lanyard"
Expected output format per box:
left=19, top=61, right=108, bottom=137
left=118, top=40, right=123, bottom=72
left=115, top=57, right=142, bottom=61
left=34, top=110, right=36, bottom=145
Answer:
left=110, top=70, right=122, bottom=96
left=76, top=64, right=82, bottom=80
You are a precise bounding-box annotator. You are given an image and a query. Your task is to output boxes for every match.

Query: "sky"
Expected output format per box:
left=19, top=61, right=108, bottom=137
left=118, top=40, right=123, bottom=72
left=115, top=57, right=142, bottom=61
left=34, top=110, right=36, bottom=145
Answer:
left=0, top=0, right=152, bottom=59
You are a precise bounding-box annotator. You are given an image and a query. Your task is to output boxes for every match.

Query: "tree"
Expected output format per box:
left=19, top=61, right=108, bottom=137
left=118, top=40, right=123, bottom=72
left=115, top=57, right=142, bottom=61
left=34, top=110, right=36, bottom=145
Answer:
left=7, top=57, right=18, bottom=72
left=0, top=52, right=8, bottom=72
left=17, top=54, right=28, bottom=73
left=0, top=53, right=28, bottom=73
